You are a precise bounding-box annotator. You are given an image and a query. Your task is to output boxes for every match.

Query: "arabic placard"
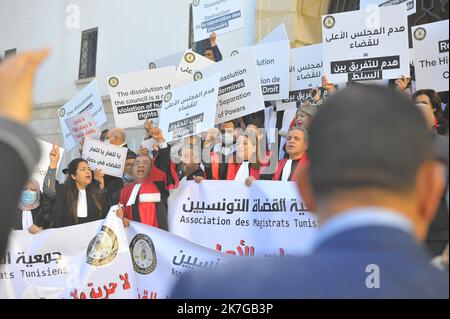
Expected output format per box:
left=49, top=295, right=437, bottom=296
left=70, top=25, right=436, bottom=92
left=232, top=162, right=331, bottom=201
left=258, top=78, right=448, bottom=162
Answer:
left=192, top=0, right=244, bottom=42
left=159, top=73, right=220, bottom=142
left=412, top=20, right=449, bottom=93
left=360, top=0, right=416, bottom=16
left=168, top=180, right=318, bottom=257
left=58, top=80, right=107, bottom=151
left=201, top=49, right=265, bottom=124
left=322, top=4, right=409, bottom=83
left=177, top=50, right=215, bottom=83
left=65, top=112, right=100, bottom=144
left=108, top=67, right=177, bottom=129
left=82, top=138, right=127, bottom=178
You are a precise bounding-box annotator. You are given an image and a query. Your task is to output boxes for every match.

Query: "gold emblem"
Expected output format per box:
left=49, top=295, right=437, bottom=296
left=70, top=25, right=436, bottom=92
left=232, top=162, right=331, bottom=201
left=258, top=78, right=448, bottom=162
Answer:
left=130, top=234, right=157, bottom=275
left=86, top=226, right=118, bottom=267
left=323, top=16, right=335, bottom=29
left=109, top=77, right=119, bottom=88
left=414, top=27, right=427, bottom=41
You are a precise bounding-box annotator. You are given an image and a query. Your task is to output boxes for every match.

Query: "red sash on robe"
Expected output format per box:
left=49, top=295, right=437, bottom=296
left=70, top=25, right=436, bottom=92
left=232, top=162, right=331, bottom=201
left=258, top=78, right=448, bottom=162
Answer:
left=226, top=161, right=261, bottom=180
left=272, top=153, right=309, bottom=182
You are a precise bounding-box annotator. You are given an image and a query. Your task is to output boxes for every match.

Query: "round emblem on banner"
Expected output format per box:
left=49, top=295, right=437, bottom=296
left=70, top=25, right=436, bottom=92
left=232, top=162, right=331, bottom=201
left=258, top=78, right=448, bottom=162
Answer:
left=130, top=234, right=157, bottom=275
left=323, top=16, right=335, bottom=29
left=164, top=92, right=172, bottom=103
left=184, top=52, right=196, bottom=64
left=230, top=50, right=240, bottom=57
left=109, top=77, right=119, bottom=88
left=59, top=108, right=66, bottom=118
left=86, top=226, right=118, bottom=267
left=149, top=62, right=157, bottom=69
left=414, top=27, right=427, bottom=41
left=192, top=0, right=200, bottom=7
left=193, top=71, right=203, bottom=81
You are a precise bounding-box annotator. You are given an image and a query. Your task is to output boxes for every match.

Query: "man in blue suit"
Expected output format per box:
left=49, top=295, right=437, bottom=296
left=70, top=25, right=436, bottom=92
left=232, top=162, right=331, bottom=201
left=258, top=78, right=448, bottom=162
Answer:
left=172, top=85, right=449, bottom=299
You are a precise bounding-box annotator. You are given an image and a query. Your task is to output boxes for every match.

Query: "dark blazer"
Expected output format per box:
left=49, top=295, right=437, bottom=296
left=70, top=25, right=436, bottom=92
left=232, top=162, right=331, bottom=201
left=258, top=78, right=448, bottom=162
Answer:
left=173, top=226, right=449, bottom=299
left=0, top=118, right=41, bottom=258
left=51, top=184, right=105, bottom=228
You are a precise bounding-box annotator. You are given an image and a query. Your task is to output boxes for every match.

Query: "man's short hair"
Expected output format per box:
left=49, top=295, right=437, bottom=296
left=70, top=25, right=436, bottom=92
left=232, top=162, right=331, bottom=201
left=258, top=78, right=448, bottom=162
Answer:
left=308, top=85, right=433, bottom=199
left=110, top=128, right=126, bottom=143
left=126, top=150, right=137, bottom=160
left=289, top=126, right=309, bottom=143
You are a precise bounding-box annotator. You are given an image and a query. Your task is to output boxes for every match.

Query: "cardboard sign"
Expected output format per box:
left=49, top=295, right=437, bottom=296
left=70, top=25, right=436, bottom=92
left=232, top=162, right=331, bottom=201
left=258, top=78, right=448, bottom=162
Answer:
left=192, top=0, right=244, bottom=42
left=58, top=80, right=107, bottom=151
left=158, top=73, right=220, bottom=142
left=201, top=49, right=265, bottom=124
left=32, top=139, right=64, bottom=191
left=65, top=112, right=100, bottom=144
left=108, top=67, right=177, bottom=129
left=412, top=20, right=449, bottom=93
left=82, top=138, right=128, bottom=178
left=322, top=4, right=409, bottom=83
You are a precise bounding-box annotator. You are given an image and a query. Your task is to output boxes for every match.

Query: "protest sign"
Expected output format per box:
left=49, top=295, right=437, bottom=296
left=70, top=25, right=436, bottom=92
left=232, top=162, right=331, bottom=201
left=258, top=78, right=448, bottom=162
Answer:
left=276, top=44, right=324, bottom=111
left=192, top=0, right=244, bottom=42
left=169, top=180, right=318, bottom=257
left=322, top=4, right=409, bottom=83
left=235, top=41, right=290, bottom=101
left=82, top=138, right=127, bottom=178
left=148, top=51, right=185, bottom=70
left=360, top=0, right=416, bottom=16
left=158, top=74, right=220, bottom=142
left=108, top=67, right=177, bottom=129
left=32, top=139, right=64, bottom=191
left=177, top=50, right=215, bottom=83
left=58, top=80, right=107, bottom=151
left=412, top=20, right=449, bottom=93
left=201, top=49, right=265, bottom=124
left=65, top=112, right=100, bottom=144
left=260, top=23, right=289, bottom=44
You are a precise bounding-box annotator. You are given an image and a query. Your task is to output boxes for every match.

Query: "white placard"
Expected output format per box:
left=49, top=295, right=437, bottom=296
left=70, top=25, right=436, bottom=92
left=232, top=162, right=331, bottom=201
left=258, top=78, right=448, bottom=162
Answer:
left=169, top=180, right=318, bottom=256
left=108, top=67, right=177, bottom=129
left=177, top=50, right=215, bottom=83
left=58, top=80, right=107, bottom=151
left=82, top=138, right=128, bottom=178
left=201, top=49, right=265, bottom=124
left=65, top=112, right=100, bottom=145
left=360, top=0, right=416, bottom=16
left=158, top=73, right=220, bottom=142
left=32, top=139, right=64, bottom=191
left=322, top=4, right=409, bottom=83
left=412, top=20, right=449, bottom=93
left=260, top=23, right=289, bottom=44
left=192, top=0, right=244, bottom=42
left=234, top=41, right=290, bottom=101
left=148, top=51, right=185, bottom=70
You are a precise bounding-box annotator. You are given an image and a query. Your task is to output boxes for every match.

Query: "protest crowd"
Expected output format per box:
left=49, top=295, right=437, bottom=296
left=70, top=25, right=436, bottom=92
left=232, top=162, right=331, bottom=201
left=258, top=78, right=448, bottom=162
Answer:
left=0, top=0, right=448, bottom=299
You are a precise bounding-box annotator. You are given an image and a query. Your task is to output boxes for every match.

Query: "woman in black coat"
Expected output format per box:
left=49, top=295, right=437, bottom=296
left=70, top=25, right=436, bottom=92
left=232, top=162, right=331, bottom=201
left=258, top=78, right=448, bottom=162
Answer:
left=43, top=145, right=106, bottom=228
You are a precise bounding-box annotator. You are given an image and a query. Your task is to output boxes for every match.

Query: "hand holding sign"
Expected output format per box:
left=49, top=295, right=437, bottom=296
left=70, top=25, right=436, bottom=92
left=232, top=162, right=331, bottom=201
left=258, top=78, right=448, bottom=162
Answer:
left=49, top=144, right=61, bottom=170
left=394, top=75, right=411, bottom=93
left=150, top=127, right=165, bottom=144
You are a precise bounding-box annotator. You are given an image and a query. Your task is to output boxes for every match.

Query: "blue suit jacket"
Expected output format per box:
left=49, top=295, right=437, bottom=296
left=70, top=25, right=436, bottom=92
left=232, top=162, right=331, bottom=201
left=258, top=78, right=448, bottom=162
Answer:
left=172, top=226, right=449, bottom=299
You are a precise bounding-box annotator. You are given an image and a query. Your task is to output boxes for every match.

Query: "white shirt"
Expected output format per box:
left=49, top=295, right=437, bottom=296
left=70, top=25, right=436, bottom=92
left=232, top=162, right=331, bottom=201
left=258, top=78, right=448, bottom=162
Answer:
left=77, top=189, right=88, bottom=218
left=234, top=162, right=250, bottom=182
left=281, top=159, right=293, bottom=181
left=126, top=183, right=142, bottom=207
left=21, top=210, right=33, bottom=230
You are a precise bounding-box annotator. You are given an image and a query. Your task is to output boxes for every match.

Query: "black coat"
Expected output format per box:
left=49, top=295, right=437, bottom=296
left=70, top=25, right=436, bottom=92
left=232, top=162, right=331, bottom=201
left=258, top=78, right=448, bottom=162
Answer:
left=13, top=194, right=54, bottom=230
left=51, top=184, right=105, bottom=228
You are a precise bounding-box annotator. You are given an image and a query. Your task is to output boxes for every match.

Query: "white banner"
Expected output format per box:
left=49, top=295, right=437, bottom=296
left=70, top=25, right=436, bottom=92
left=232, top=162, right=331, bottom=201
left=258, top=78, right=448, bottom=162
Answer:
left=0, top=209, right=236, bottom=299
left=108, top=67, right=177, bottom=129
left=177, top=50, right=215, bottom=83
left=201, top=49, right=265, bottom=124
left=58, top=80, right=107, bottom=151
left=322, top=5, right=409, bottom=83
left=158, top=73, right=220, bottom=142
left=82, top=138, right=128, bottom=178
left=192, top=0, right=244, bottom=42
left=412, top=20, right=449, bottom=93
left=360, top=0, right=416, bottom=16
left=168, top=180, right=318, bottom=257
left=234, top=41, right=290, bottom=101
left=33, top=139, right=64, bottom=191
